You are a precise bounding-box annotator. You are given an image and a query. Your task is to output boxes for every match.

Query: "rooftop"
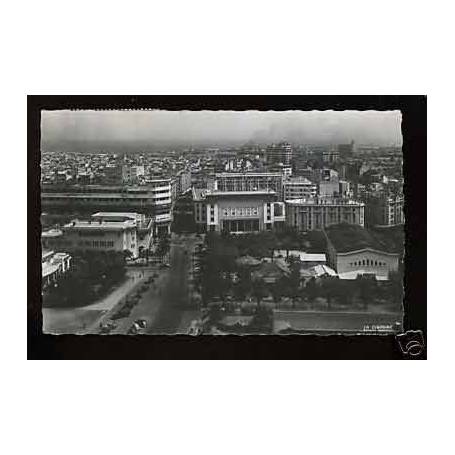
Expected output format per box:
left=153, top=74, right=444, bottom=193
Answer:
left=63, top=219, right=136, bottom=230
left=273, top=250, right=326, bottom=262
left=286, top=198, right=363, bottom=206
left=91, top=212, right=140, bottom=220
left=215, top=172, right=281, bottom=177
left=42, top=229, right=63, bottom=238
left=206, top=190, right=277, bottom=198
left=284, top=177, right=314, bottom=185
left=325, top=223, right=400, bottom=254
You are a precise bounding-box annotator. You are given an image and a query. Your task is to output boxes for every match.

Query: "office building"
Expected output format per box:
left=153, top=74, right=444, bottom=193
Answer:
left=61, top=217, right=140, bottom=258
left=283, top=177, right=317, bottom=200
left=41, top=180, right=172, bottom=235
left=266, top=142, right=293, bottom=165
left=365, top=193, right=404, bottom=227
left=337, top=140, right=356, bottom=157
left=285, top=197, right=365, bottom=231
left=193, top=189, right=285, bottom=233
left=213, top=172, right=283, bottom=199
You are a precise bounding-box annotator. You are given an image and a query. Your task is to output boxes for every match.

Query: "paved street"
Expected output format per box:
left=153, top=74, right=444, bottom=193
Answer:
left=43, top=267, right=154, bottom=334
left=146, top=234, right=202, bottom=334
left=82, top=233, right=203, bottom=335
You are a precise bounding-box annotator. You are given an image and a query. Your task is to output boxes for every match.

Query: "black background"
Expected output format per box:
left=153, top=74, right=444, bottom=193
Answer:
left=28, top=95, right=426, bottom=360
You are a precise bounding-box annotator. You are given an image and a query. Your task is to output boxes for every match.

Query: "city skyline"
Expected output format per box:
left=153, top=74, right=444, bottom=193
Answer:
left=41, top=110, right=402, bottom=151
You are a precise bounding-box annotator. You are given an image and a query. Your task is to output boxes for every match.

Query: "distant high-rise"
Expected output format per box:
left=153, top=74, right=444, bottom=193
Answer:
left=337, top=140, right=355, bottom=157
left=266, top=142, right=293, bottom=165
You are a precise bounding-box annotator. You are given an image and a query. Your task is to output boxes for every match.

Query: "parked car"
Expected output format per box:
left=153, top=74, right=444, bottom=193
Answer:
left=135, top=319, right=147, bottom=329
left=99, top=320, right=117, bottom=333
left=127, top=323, right=140, bottom=335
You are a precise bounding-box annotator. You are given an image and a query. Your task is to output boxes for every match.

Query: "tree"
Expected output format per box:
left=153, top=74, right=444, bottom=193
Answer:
left=323, top=276, right=342, bottom=310
left=387, top=270, right=403, bottom=308
left=305, top=277, right=319, bottom=302
left=252, top=278, right=267, bottom=309
left=287, top=256, right=301, bottom=308
left=356, top=275, right=377, bottom=310
left=234, top=267, right=252, bottom=301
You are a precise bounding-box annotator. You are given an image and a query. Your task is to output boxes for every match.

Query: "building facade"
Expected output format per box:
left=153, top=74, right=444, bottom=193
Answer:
left=283, top=177, right=317, bottom=200
left=193, top=189, right=285, bottom=233
left=42, top=250, right=72, bottom=289
left=213, top=172, right=283, bottom=199
left=61, top=218, right=140, bottom=258
left=266, top=142, right=293, bottom=165
left=365, top=194, right=404, bottom=227
left=285, top=198, right=365, bottom=231
left=323, top=224, right=399, bottom=279
left=41, top=180, right=172, bottom=235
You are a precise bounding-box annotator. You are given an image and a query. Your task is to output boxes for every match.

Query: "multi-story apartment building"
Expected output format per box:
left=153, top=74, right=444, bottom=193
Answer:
left=266, top=142, right=293, bottom=165
left=365, top=193, right=404, bottom=227
left=213, top=172, right=283, bottom=199
left=337, top=140, right=356, bottom=157
left=285, top=197, right=365, bottom=231
left=283, top=177, right=317, bottom=200
left=41, top=180, right=172, bottom=235
left=322, top=149, right=340, bottom=164
left=193, top=189, right=285, bottom=233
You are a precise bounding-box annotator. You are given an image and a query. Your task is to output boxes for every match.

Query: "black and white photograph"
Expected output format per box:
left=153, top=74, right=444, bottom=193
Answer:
left=38, top=106, right=406, bottom=336
left=9, top=1, right=449, bottom=454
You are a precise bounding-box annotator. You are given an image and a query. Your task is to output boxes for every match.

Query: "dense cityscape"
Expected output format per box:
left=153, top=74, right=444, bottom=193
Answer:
left=41, top=128, right=404, bottom=335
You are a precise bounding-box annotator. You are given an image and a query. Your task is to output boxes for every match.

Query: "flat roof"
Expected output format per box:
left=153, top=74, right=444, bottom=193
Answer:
left=274, top=251, right=326, bottom=262
left=42, top=229, right=63, bottom=238
left=206, top=190, right=277, bottom=197
left=91, top=212, right=140, bottom=219
left=284, top=177, right=314, bottom=185
left=215, top=172, right=281, bottom=177
left=64, top=219, right=136, bottom=230
left=286, top=198, right=363, bottom=206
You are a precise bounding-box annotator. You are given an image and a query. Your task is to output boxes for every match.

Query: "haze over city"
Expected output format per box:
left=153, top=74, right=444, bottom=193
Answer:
left=41, top=110, right=402, bottom=152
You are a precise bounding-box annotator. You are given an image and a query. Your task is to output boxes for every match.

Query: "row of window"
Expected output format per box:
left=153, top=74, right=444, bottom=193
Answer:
left=222, top=207, right=259, bottom=217
left=78, top=240, right=115, bottom=247
left=45, top=197, right=170, bottom=204
left=350, top=259, right=387, bottom=267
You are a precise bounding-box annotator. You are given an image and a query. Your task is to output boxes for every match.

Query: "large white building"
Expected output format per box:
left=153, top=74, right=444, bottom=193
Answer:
left=61, top=218, right=140, bottom=258
left=193, top=189, right=285, bottom=233
left=42, top=250, right=72, bottom=289
left=41, top=180, right=172, bottom=235
left=285, top=197, right=365, bottom=231
left=42, top=212, right=155, bottom=256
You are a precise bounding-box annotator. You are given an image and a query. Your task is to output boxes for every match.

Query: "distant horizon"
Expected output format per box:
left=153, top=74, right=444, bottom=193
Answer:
left=41, top=109, right=402, bottom=152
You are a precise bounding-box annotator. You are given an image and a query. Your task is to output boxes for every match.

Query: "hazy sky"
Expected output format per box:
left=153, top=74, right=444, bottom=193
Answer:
left=41, top=110, right=402, bottom=150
